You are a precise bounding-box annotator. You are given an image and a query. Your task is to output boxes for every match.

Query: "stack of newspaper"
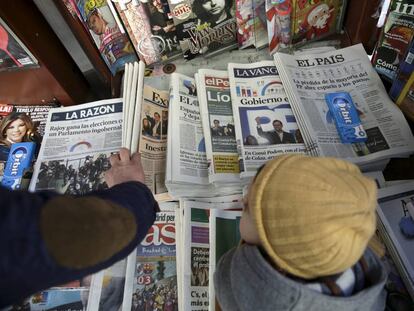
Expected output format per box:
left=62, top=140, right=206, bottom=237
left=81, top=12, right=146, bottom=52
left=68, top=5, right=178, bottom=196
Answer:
left=274, top=44, right=414, bottom=171
left=166, top=73, right=243, bottom=198
left=377, top=182, right=414, bottom=300
left=175, top=196, right=243, bottom=311
left=228, top=60, right=307, bottom=179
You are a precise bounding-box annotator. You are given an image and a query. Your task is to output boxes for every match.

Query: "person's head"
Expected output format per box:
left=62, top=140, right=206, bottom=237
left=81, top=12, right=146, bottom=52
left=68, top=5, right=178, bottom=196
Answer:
left=87, top=10, right=107, bottom=35
left=272, top=120, right=283, bottom=132
left=162, top=111, right=168, bottom=120
left=0, top=112, right=34, bottom=146
left=143, top=118, right=150, bottom=128
left=193, top=0, right=232, bottom=24
left=240, top=154, right=377, bottom=279
left=245, top=135, right=258, bottom=145
left=152, top=0, right=164, bottom=11
left=213, top=119, right=220, bottom=127
left=154, top=112, right=161, bottom=122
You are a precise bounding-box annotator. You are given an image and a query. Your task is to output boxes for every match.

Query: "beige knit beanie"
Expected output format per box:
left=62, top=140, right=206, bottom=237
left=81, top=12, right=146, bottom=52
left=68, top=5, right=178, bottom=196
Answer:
left=247, top=154, right=377, bottom=279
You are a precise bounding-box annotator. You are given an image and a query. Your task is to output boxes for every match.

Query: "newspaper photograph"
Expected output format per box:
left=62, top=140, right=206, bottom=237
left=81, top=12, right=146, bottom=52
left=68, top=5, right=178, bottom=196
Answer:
left=87, top=259, right=127, bottom=311
left=197, top=69, right=240, bottom=184
left=29, top=99, right=123, bottom=193
left=228, top=60, right=306, bottom=178
left=167, top=73, right=209, bottom=186
left=122, top=210, right=177, bottom=311
left=274, top=44, right=414, bottom=167
left=139, top=85, right=169, bottom=194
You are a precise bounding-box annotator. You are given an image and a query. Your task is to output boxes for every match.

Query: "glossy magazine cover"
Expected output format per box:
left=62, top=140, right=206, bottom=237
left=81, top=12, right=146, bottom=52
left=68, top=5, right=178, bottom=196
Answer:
left=168, top=0, right=237, bottom=60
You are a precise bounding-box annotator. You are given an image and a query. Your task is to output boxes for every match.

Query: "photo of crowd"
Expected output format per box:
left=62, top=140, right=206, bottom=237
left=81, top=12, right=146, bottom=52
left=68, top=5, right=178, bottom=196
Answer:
left=35, top=153, right=111, bottom=194
left=142, top=109, right=168, bottom=140
left=132, top=261, right=178, bottom=311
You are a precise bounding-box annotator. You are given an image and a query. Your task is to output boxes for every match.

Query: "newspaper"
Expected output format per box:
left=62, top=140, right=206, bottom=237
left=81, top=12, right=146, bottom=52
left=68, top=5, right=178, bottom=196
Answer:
left=228, top=60, right=306, bottom=179
left=377, top=182, right=414, bottom=299
left=178, top=198, right=243, bottom=311
left=196, top=69, right=240, bottom=184
left=122, top=202, right=178, bottom=311
left=274, top=44, right=414, bottom=169
left=6, top=279, right=91, bottom=311
left=166, top=73, right=210, bottom=196
left=208, top=208, right=242, bottom=311
left=139, top=85, right=169, bottom=194
left=87, top=259, right=128, bottom=311
left=29, top=99, right=123, bottom=193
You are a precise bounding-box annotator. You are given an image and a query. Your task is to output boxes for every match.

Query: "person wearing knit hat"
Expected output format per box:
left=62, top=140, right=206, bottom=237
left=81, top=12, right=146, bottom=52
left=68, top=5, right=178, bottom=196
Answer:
left=214, top=154, right=387, bottom=311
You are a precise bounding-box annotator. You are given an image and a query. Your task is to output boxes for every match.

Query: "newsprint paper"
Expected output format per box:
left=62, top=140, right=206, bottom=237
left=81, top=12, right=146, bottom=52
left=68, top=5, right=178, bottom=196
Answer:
left=139, top=85, right=169, bottom=194
left=197, top=69, right=240, bottom=184
left=274, top=44, right=414, bottom=170
left=29, top=99, right=123, bottom=193
left=228, top=60, right=306, bottom=179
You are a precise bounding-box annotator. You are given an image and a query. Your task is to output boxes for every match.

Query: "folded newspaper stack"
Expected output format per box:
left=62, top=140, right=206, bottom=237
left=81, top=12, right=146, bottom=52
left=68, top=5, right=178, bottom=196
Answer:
left=228, top=60, right=306, bottom=179
left=274, top=44, right=414, bottom=171
left=166, top=73, right=242, bottom=198
left=175, top=196, right=243, bottom=311
left=377, top=183, right=414, bottom=300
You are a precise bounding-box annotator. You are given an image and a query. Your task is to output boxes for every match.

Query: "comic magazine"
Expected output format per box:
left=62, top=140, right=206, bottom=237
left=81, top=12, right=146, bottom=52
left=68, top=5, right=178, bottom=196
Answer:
left=111, top=0, right=181, bottom=65
left=167, top=0, right=238, bottom=60
left=122, top=206, right=178, bottom=311
left=290, top=0, right=347, bottom=46
left=75, top=0, right=137, bottom=75
left=372, top=0, right=414, bottom=80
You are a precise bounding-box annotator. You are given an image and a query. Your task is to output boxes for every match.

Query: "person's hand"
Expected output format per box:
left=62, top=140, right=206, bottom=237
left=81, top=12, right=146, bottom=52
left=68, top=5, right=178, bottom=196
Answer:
left=105, top=148, right=145, bottom=187
left=255, top=117, right=261, bottom=125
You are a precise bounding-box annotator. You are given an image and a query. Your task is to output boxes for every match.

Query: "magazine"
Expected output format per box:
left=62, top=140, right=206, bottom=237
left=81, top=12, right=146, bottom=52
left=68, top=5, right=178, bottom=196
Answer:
left=112, top=0, right=181, bottom=65
left=372, top=0, right=414, bottom=80
left=377, top=182, right=414, bottom=300
left=0, top=17, right=38, bottom=72
left=208, top=208, right=242, bottom=311
left=228, top=60, right=306, bottom=179
left=75, top=0, right=137, bottom=75
left=139, top=84, right=169, bottom=194
left=196, top=69, right=240, bottom=184
left=122, top=202, right=178, bottom=311
left=0, top=103, right=58, bottom=183
left=29, top=99, right=123, bottom=194
left=274, top=44, right=414, bottom=171
left=167, top=0, right=237, bottom=60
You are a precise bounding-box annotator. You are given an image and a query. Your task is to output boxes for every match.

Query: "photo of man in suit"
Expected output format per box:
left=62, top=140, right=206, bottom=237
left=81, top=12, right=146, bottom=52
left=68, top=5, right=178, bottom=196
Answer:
left=255, top=117, right=295, bottom=144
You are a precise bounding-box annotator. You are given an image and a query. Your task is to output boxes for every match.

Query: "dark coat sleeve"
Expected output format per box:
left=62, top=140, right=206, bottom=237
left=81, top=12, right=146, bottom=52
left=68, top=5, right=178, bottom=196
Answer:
left=0, top=181, right=157, bottom=308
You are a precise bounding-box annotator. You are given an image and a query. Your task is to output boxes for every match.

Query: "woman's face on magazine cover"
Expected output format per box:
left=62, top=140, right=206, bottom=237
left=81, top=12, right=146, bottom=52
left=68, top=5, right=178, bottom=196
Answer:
left=6, top=118, right=27, bottom=143
left=201, top=0, right=226, bottom=16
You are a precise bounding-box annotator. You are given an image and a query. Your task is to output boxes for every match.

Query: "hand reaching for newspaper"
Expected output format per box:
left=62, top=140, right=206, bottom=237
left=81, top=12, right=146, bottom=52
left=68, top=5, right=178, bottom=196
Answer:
left=105, top=148, right=145, bottom=187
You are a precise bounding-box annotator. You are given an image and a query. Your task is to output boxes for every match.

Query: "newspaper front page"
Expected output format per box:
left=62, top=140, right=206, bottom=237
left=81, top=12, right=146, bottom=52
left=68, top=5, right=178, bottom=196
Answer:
left=139, top=85, right=169, bottom=194
left=197, top=69, right=240, bottom=184
left=228, top=61, right=306, bottom=179
left=166, top=73, right=209, bottom=189
left=29, top=99, right=123, bottom=193
left=274, top=44, right=414, bottom=168
left=122, top=204, right=178, bottom=311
